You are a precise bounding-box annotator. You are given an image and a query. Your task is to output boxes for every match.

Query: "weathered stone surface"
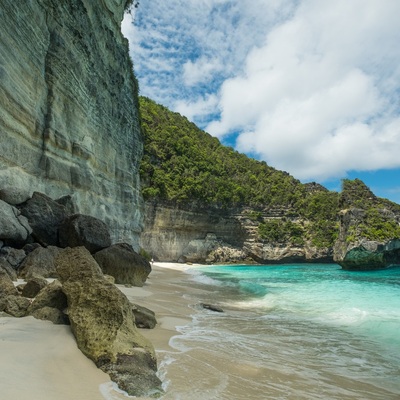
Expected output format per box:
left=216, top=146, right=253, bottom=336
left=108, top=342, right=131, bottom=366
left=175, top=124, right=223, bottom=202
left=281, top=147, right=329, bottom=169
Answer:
left=0, top=247, right=27, bottom=269
left=339, top=239, right=400, bottom=270
left=0, top=268, right=18, bottom=297
left=30, top=306, right=69, bottom=325
left=28, top=280, right=68, bottom=314
left=4, top=295, right=31, bottom=317
left=21, top=276, right=48, bottom=298
left=0, top=259, right=17, bottom=281
left=0, top=0, right=144, bottom=248
left=141, top=203, right=246, bottom=262
left=141, top=202, right=333, bottom=264
left=18, top=246, right=62, bottom=279
left=59, top=214, right=111, bottom=253
left=0, top=187, right=31, bottom=205
left=131, top=304, right=157, bottom=329
left=94, top=243, right=151, bottom=286
left=0, top=200, right=31, bottom=243
left=56, top=247, right=162, bottom=397
left=19, top=192, right=67, bottom=246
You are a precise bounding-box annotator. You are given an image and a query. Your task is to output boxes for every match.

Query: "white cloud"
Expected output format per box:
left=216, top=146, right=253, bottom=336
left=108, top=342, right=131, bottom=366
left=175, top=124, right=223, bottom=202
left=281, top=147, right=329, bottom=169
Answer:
left=124, top=0, right=400, bottom=186
left=174, top=94, right=219, bottom=123
left=208, top=0, right=400, bottom=180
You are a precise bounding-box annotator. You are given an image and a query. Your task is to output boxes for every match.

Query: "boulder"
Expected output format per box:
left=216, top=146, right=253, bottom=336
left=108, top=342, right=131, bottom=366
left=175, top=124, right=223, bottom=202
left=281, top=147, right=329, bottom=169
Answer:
left=94, top=243, right=151, bottom=287
left=30, top=306, right=69, bottom=325
left=0, top=258, right=17, bottom=281
left=131, top=304, right=157, bottom=329
left=339, top=239, right=400, bottom=270
left=21, top=276, right=48, bottom=298
left=0, top=246, right=26, bottom=269
left=59, top=214, right=111, bottom=253
left=0, top=199, right=31, bottom=243
left=55, top=247, right=162, bottom=397
left=4, top=295, right=30, bottom=317
left=0, top=268, right=18, bottom=298
left=0, top=187, right=31, bottom=205
left=28, top=280, right=68, bottom=314
left=18, top=246, right=62, bottom=279
left=19, top=192, right=67, bottom=246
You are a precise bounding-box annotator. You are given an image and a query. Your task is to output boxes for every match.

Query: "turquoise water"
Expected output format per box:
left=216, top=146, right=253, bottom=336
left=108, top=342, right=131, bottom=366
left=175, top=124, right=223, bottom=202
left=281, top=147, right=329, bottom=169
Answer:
left=161, top=264, right=400, bottom=400
left=196, top=264, right=400, bottom=351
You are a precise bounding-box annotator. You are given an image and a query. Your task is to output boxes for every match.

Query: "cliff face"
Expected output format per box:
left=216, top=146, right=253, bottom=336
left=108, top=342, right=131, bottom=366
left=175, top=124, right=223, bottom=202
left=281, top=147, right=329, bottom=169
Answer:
left=140, top=202, right=333, bottom=264
left=0, top=0, right=143, bottom=246
left=140, top=202, right=247, bottom=263
left=333, top=179, right=400, bottom=270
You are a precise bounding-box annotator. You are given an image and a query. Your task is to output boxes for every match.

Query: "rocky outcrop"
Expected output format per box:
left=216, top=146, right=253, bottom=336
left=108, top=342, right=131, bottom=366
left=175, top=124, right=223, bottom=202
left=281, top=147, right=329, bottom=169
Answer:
left=18, top=246, right=62, bottom=279
left=56, top=246, right=162, bottom=397
left=94, top=243, right=151, bottom=286
left=334, top=179, right=400, bottom=270
left=141, top=202, right=333, bottom=264
left=19, top=192, right=67, bottom=246
left=1, top=0, right=143, bottom=247
left=140, top=202, right=247, bottom=262
left=0, top=200, right=32, bottom=244
left=59, top=214, right=111, bottom=253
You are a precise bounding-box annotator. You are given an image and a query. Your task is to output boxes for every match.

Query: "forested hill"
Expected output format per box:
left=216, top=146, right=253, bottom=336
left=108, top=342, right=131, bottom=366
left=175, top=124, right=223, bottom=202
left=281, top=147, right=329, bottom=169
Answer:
left=140, top=97, right=329, bottom=208
left=138, top=97, right=400, bottom=265
left=139, top=96, right=340, bottom=248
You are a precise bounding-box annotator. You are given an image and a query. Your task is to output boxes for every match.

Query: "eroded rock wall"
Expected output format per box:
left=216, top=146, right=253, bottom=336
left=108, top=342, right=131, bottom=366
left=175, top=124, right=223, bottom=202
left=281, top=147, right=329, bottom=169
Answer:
left=141, top=202, right=332, bottom=264
left=140, top=202, right=247, bottom=262
left=0, top=0, right=143, bottom=246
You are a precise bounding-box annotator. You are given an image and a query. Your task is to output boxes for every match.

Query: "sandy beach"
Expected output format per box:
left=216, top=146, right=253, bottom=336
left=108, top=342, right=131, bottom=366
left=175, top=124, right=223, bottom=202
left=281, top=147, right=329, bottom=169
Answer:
left=0, top=263, right=197, bottom=400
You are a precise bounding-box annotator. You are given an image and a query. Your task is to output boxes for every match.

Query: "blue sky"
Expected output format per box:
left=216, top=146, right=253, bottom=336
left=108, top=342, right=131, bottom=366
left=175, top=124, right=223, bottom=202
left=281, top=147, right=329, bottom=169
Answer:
left=122, top=0, right=400, bottom=204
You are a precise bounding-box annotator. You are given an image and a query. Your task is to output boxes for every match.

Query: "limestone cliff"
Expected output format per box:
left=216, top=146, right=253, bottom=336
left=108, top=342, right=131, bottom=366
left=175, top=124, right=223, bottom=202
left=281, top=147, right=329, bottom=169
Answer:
left=140, top=202, right=333, bottom=264
left=333, top=179, right=400, bottom=270
left=0, top=0, right=143, bottom=246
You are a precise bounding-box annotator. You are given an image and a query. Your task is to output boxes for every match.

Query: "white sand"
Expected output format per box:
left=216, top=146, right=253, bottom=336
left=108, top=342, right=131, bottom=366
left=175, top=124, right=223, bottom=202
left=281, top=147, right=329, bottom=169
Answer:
left=0, top=263, right=197, bottom=400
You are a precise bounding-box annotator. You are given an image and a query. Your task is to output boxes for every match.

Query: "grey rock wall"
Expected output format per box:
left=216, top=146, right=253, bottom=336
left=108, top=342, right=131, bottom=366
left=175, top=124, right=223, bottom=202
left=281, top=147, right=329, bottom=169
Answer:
left=140, top=202, right=332, bottom=264
left=0, top=0, right=143, bottom=247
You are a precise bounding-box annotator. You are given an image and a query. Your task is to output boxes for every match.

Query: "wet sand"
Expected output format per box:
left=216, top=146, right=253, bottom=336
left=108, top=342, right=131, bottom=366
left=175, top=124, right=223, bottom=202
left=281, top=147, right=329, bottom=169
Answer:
left=0, top=263, right=197, bottom=400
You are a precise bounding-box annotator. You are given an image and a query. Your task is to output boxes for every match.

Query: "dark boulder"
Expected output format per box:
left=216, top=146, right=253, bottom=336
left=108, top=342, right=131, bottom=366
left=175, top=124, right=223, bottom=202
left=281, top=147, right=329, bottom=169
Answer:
left=59, top=214, right=111, bottom=253
left=21, top=276, right=48, bottom=298
left=94, top=243, right=151, bottom=287
left=131, top=303, right=157, bottom=329
left=19, top=192, right=67, bottom=246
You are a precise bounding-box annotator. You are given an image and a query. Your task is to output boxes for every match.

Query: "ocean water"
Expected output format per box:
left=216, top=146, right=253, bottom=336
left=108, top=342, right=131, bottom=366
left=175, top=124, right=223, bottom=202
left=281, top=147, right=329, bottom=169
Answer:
left=159, top=264, right=400, bottom=400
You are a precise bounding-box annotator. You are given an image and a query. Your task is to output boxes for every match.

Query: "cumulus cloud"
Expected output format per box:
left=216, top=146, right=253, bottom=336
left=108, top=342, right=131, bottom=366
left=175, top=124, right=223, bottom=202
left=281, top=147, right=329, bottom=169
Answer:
left=124, top=0, right=400, bottom=184
left=207, top=0, right=400, bottom=180
left=123, top=0, right=294, bottom=123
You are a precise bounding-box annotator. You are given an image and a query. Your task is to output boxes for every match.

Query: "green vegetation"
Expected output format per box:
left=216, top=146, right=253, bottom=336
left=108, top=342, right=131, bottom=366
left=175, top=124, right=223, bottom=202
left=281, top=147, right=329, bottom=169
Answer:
left=259, top=219, right=305, bottom=246
left=140, top=96, right=305, bottom=208
left=138, top=97, right=399, bottom=249
left=341, top=179, right=400, bottom=242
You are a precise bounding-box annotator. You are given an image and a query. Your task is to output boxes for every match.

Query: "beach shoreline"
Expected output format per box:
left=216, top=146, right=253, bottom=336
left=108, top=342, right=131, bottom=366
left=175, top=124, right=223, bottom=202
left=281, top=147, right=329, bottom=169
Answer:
left=0, top=262, right=199, bottom=400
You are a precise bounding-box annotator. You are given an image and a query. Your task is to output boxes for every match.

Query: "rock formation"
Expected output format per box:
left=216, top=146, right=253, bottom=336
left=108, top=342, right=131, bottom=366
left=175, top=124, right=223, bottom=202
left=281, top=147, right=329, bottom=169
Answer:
left=0, top=189, right=162, bottom=396
left=56, top=246, right=162, bottom=397
left=334, top=179, right=400, bottom=270
left=141, top=202, right=333, bottom=264
left=94, top=243, right=151, bottom=286
left=1, top=0, right=143, bottom=247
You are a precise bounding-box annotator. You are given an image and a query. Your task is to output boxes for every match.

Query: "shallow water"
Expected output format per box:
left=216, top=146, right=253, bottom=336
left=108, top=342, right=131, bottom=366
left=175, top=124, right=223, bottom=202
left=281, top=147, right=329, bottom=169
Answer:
left=158, top=264, right=400, bottom=399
